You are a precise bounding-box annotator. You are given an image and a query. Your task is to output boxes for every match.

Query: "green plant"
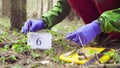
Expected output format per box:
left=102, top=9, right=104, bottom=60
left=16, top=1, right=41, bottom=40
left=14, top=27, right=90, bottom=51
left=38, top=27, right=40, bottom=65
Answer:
left=4, top=44, right=10, bottom=50
left=0, top=18, right=10, bottom=30
left=0, top=44, right=11, bottom=52
left=31, top=50, right=41, bottom=60
left=68, top=26, right=77, bottom=32
left=113, top=53, right=120, bottom=62
left=12, top=65, right=21, bottom=68
left=0, top=32, right=9, bottom=41
left=44, top=48, right=55, bottom=56
left=52, top=56, right=59, bottom=63
left=104, top=50, right=120, bottom=63
left=63, top=45, right=71, bottom=51
left=12, top=44, right=31, bottom=53
left=12, top=29, right=18, bottom=35
left=56, top=39, right=70, bottom=51
left=9, top=55, right=17, bottom=62
left=59, top=60, right=67, bottom=65
left=48, top=30, right=59, bottom=36
left=0, top=56, right=6, bottom=63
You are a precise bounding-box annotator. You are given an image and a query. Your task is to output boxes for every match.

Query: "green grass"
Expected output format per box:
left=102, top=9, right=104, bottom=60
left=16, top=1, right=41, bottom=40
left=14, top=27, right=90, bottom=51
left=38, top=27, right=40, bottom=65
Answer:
left=0, top=18, right=10, bottom=30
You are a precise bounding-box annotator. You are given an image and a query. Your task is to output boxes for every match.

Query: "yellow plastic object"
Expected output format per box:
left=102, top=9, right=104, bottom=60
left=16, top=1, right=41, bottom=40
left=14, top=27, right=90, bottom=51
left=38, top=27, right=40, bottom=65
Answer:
left=59, top=47, right=115, bottom=64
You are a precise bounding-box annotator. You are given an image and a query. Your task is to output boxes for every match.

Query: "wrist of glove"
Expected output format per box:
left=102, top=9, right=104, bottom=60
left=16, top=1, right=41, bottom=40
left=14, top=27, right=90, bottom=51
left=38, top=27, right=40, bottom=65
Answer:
left=66, top=20, right=101, bottom=46
left=21, top=19, right=45, bottom=34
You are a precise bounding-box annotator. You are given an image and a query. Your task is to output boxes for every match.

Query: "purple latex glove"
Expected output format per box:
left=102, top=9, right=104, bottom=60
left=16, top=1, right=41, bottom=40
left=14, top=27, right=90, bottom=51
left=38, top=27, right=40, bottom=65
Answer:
left=66, top=20, right=101, bottom=46
left=21, top=19, right=44, bottom=34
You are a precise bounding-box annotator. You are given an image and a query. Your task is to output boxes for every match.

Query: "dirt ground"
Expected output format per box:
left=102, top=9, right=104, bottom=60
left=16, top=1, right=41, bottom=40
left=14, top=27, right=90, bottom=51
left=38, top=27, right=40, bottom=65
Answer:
left=0, top=0, right=120, bottom=67
left=0, top=17, right=120, bottom=68
left=0, top=18, right=83, bottom=68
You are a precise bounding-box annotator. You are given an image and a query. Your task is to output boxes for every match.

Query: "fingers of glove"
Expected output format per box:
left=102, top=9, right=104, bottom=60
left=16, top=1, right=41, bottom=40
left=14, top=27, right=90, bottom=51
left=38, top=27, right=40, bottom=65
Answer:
left=21, top=27, right=27, bottom=34
left=24, top=19, right=32, bottom=31
left=29, top=23, right=36, bottom=32
left=29, top=19, right=44, bottom=32
left=72, top=36, right=79, bottom=43
left=66, top=32, right=76, bottom=40
left=21, top=19, right=33, bottom=34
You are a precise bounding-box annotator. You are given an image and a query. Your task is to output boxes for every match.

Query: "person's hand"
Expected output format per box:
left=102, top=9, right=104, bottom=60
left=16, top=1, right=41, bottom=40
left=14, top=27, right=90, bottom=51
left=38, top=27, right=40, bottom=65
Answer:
left=21, top=19, right=44, bottom=34
left=66, top=20, right=101, bottom=46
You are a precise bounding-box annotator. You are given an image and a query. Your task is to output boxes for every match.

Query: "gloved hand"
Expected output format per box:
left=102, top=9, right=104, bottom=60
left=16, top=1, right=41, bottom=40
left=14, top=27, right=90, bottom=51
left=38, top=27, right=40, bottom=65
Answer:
left=66, top=20, right=101, bottom=46
left=21, top=19, right=44, bottom=34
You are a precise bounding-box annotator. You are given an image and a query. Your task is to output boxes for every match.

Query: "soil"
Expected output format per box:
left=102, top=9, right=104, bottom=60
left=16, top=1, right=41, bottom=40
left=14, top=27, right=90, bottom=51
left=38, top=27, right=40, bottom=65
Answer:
left=0, top=36, right=119, bottom=68
left=0, top=18, right=119, bottom=68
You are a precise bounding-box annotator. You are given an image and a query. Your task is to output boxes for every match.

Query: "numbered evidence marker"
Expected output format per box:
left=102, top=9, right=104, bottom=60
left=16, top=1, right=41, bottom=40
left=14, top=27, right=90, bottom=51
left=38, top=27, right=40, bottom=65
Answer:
left=27, top=32, right=52, bottom=49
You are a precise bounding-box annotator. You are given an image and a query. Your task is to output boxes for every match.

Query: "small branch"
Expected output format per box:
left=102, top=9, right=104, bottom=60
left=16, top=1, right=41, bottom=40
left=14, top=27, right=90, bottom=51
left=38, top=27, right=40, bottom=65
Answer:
left=94, top=53, right=101, bottom=64
left=78, top=50, right=88, bottom=60
left=86, top=64, right=120, bottom=68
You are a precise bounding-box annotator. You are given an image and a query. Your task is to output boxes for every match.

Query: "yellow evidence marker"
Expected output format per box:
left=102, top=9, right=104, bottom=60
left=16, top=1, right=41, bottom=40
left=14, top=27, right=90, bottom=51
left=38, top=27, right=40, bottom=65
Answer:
left=59, top=47, right=115, bottom=65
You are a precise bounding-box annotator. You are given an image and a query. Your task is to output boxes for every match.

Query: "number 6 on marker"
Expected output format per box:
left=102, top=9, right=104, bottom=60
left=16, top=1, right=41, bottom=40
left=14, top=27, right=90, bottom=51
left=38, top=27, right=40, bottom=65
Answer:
left=36, top=38, right=42, bottom=46
left=27, top=32, right=52, bottom=49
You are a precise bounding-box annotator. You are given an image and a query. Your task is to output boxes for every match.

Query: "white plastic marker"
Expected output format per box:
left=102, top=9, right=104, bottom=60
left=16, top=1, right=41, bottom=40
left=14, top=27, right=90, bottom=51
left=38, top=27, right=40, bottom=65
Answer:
left=27, top=32, right=52, bottom=49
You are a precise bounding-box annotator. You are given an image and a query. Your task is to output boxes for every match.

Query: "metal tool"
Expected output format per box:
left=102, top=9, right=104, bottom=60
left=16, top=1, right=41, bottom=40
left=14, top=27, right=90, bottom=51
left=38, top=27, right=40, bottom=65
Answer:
left=65, top=34, right=84, bottom=57
left=78, top=34, right=84, bottom=48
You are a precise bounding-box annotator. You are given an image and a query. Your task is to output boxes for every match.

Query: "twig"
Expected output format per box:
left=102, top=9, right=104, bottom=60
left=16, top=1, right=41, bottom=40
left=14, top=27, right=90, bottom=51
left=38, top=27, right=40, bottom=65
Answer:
left=86, top=64, right=120, bottom=68
left=64, top=47, right=79, bottom=57
left=78, top=50, right=88, bottom=60
left=94, top=53, right=101, bottom=64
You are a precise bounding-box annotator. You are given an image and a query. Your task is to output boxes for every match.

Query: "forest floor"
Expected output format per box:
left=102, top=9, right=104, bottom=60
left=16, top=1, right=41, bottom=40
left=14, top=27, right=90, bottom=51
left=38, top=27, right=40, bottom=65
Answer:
left=0, top=18, right=120, bottom=68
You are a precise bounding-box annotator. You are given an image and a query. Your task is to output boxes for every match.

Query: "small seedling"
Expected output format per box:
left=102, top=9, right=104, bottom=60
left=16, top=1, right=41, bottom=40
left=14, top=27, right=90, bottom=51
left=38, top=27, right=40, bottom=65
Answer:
left=44, top=48, right=55, bottom=56
left=12, top=44, right=31, bottom=53
left=113, top=53, right=120, bottom=63
left=12, top=29, right=18, bottom=35
left=4, top=44, right=10, bottom=50
left=9, top=55, right=17, bottom=63
left=12, top=65, right=21, bottom=68
left=0, top=56, right=6, bottom=63
left=104, top=50, right=120, bottom=63
left=56, top=39, right=70, bottom=51
left=59, top=60, right=67, bottom=65
left=52, top=56, right=59, bottom=62
left=31, top=50, right=41, bottom=60
left=49, top=30, right=59, bottom=36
